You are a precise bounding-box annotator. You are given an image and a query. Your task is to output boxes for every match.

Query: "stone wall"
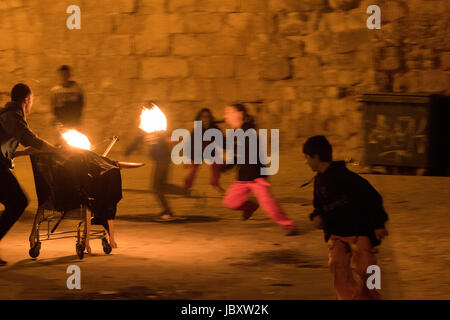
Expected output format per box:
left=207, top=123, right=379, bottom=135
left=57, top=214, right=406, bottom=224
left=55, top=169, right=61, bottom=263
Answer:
left=0, top=0, right=449, bottom=160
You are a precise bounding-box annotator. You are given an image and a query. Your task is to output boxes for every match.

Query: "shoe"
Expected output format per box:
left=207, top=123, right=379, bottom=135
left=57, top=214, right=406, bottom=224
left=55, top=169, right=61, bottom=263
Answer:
left=285, top=227, right=300, bottom=236
left=158, top=211, right=175, bottom=221
left=0, top=257, right=7, bottom=266
left=242, top=202, right=259, bottom=221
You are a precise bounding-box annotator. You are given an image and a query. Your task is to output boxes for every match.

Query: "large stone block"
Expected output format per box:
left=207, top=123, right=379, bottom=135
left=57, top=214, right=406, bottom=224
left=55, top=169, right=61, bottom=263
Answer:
left=212, top=79, right=240, bottom=102
left=239, top=0, right=268, bottom=12
left=0, top=0, right=23, bottom=10
left=100, top=35, right=132, bottom=55
left=440, top=52, right=450, bottom=70
left=141, top=57, right=189, bottom=79
left=265, top=81, right=283, bottom=100
left=280, top=36, right=305, bottom=58
left=278, top=12, right=309, bottom=36
left=60, top=32, right=91, bottom=56
left=120, top=57, right=140, bottom=79
left=133, top=79, right=172, bottom=102
left=139, top=13, right=184, bottom=35
left=223, top=13, right=251, bottom=36
left=211, top=35, right=247, bottom=55
left=191, top=56, right=234, bottom=78
left=382, top=1, right=408, bottom=23
left=235, top=56, right=260, bottom=79
left=112, top=13, right=146, bottom=34
left=184, top=13, right=224, bottom=33
left=292, top=55, right=321, bottom=79
left=322, top=11, right=365, bottom=33
left=237, top=80, right=266, bottom=101
left=197, top=0, right=239, bottom=12
left=79, top=14, right=114, bottom=34
left=172, top=34, right=215, bottom=56
left=329, top=0, right=361, bottom=11
left=0, top=29, right=15, bottom=50
left=169, top=79, right=214, bottom=101
left=331, top=30, right=370, bottom=54
left=135, top=33, right=170, bottom=56
left=138, top=0, right=166, bottom=14
left=168, top=0, right=197, bottom=12
left=304, top=31, right=331, bottom=54
left=269, top=0, right=327, bottom=12
left=115, top=0, right=137, bottom=13
left=0, top=50, right=18, bottom=73
left=260, top=56, right=291, bottom=80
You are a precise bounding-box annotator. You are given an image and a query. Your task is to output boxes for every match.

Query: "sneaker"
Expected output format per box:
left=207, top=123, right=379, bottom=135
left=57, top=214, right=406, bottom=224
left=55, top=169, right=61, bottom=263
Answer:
left=242, top=202, right=259, bottom=221
left=158, top=211, right=175, bottom=221
left=0, top=257, right=7, bottom=266
left=285, top=227, right=300, bottom=236
left=159, top=214, right=174, bottom=221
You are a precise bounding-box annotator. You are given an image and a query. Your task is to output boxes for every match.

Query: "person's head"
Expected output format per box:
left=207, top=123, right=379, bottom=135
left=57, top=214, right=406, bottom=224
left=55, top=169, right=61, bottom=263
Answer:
left=224, top=103, right=255, bottom=129
left=58, top=65, right=71, bottom=83
left=195, top=108, right=214, bottom=128
left=302, top=135, right=332, bottom=172
left=11, top=83, right=34, bottom=115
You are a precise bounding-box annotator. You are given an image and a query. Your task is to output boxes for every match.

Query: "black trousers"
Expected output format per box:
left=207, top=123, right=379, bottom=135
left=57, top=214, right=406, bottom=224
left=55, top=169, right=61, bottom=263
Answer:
left=0, top=164, right=28, bottom=240
left=152, top=160, right=187, bottom=214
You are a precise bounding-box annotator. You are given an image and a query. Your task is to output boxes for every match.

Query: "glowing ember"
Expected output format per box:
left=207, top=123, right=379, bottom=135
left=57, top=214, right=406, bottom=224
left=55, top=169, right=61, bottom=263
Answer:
left=62, top=130, right=92, bottom=150
left=139, top=105, right=167, bottom=133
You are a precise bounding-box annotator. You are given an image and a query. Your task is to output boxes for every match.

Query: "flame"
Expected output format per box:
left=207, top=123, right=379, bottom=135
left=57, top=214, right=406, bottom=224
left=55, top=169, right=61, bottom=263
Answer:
left=139, top=105, right=167, bottom=133
left=62, top=130, right=92, bottom=150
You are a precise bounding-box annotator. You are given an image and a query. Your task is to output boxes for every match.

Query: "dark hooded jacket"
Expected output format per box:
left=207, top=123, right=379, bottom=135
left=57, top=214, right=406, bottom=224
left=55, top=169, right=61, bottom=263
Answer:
left=0, top=101, right=45, bottom=168
left=221, top=122, right=266, bottom=181
left=310, top=161, right=388, bottom=246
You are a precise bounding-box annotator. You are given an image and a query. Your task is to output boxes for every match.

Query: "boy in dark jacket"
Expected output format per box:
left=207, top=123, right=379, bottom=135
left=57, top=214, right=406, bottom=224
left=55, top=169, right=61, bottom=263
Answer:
left=303, top=135, right=388, bottom=299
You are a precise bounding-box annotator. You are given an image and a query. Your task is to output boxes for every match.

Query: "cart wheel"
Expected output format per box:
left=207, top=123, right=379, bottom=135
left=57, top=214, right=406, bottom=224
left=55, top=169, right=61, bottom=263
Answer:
left=102, top=238, right=112, bottom=254
left=76, top=243, right=85, bottom=260
left=29, top=242, right=41, bottom=258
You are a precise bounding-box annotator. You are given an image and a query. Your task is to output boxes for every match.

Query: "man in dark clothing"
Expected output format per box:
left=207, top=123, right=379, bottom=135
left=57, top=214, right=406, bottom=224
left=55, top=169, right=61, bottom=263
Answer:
left=0, top=83, right=58, bottom=266
left=124, top=130, right=190, bottom=220
left=50, top=65, right=85, bottom=128
left=303, top=135, right=388, bottom=299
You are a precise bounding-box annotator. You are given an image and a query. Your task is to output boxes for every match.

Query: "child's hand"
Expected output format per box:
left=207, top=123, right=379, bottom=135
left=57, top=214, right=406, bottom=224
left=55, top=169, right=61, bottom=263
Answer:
left=311, top=215, right=323, bottom=229
left=375, top=228, right=388, bottom=241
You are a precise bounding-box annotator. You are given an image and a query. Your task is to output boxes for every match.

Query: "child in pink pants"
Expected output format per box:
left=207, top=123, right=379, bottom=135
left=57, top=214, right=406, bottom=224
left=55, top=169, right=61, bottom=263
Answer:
left=222, top=104, right=297, bottom=236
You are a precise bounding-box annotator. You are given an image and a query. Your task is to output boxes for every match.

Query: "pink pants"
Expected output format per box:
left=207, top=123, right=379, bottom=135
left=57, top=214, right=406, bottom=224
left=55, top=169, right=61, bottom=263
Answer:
left=223, top=178, right=295, bottom=229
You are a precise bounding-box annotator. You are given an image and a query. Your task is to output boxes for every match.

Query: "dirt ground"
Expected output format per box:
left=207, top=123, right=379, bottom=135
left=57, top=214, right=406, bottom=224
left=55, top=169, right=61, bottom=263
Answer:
left=0, top=153, right=449, bottom=300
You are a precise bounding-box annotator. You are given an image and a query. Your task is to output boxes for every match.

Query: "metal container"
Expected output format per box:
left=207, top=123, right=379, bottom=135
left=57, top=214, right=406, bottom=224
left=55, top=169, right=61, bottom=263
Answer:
left=359, top=93, right=450, bottom=176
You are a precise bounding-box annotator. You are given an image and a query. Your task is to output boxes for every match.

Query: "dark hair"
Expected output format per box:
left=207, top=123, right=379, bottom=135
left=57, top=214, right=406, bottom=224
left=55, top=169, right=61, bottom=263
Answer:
left=59, top=65, right=70, bottom=72
left=11, top=83, right=31, bottom=103
left=230, top=103, right=256, bottom=128
left=194, top=108, right=215, bottom=123
left=303, top=135, right=333, bottom=162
